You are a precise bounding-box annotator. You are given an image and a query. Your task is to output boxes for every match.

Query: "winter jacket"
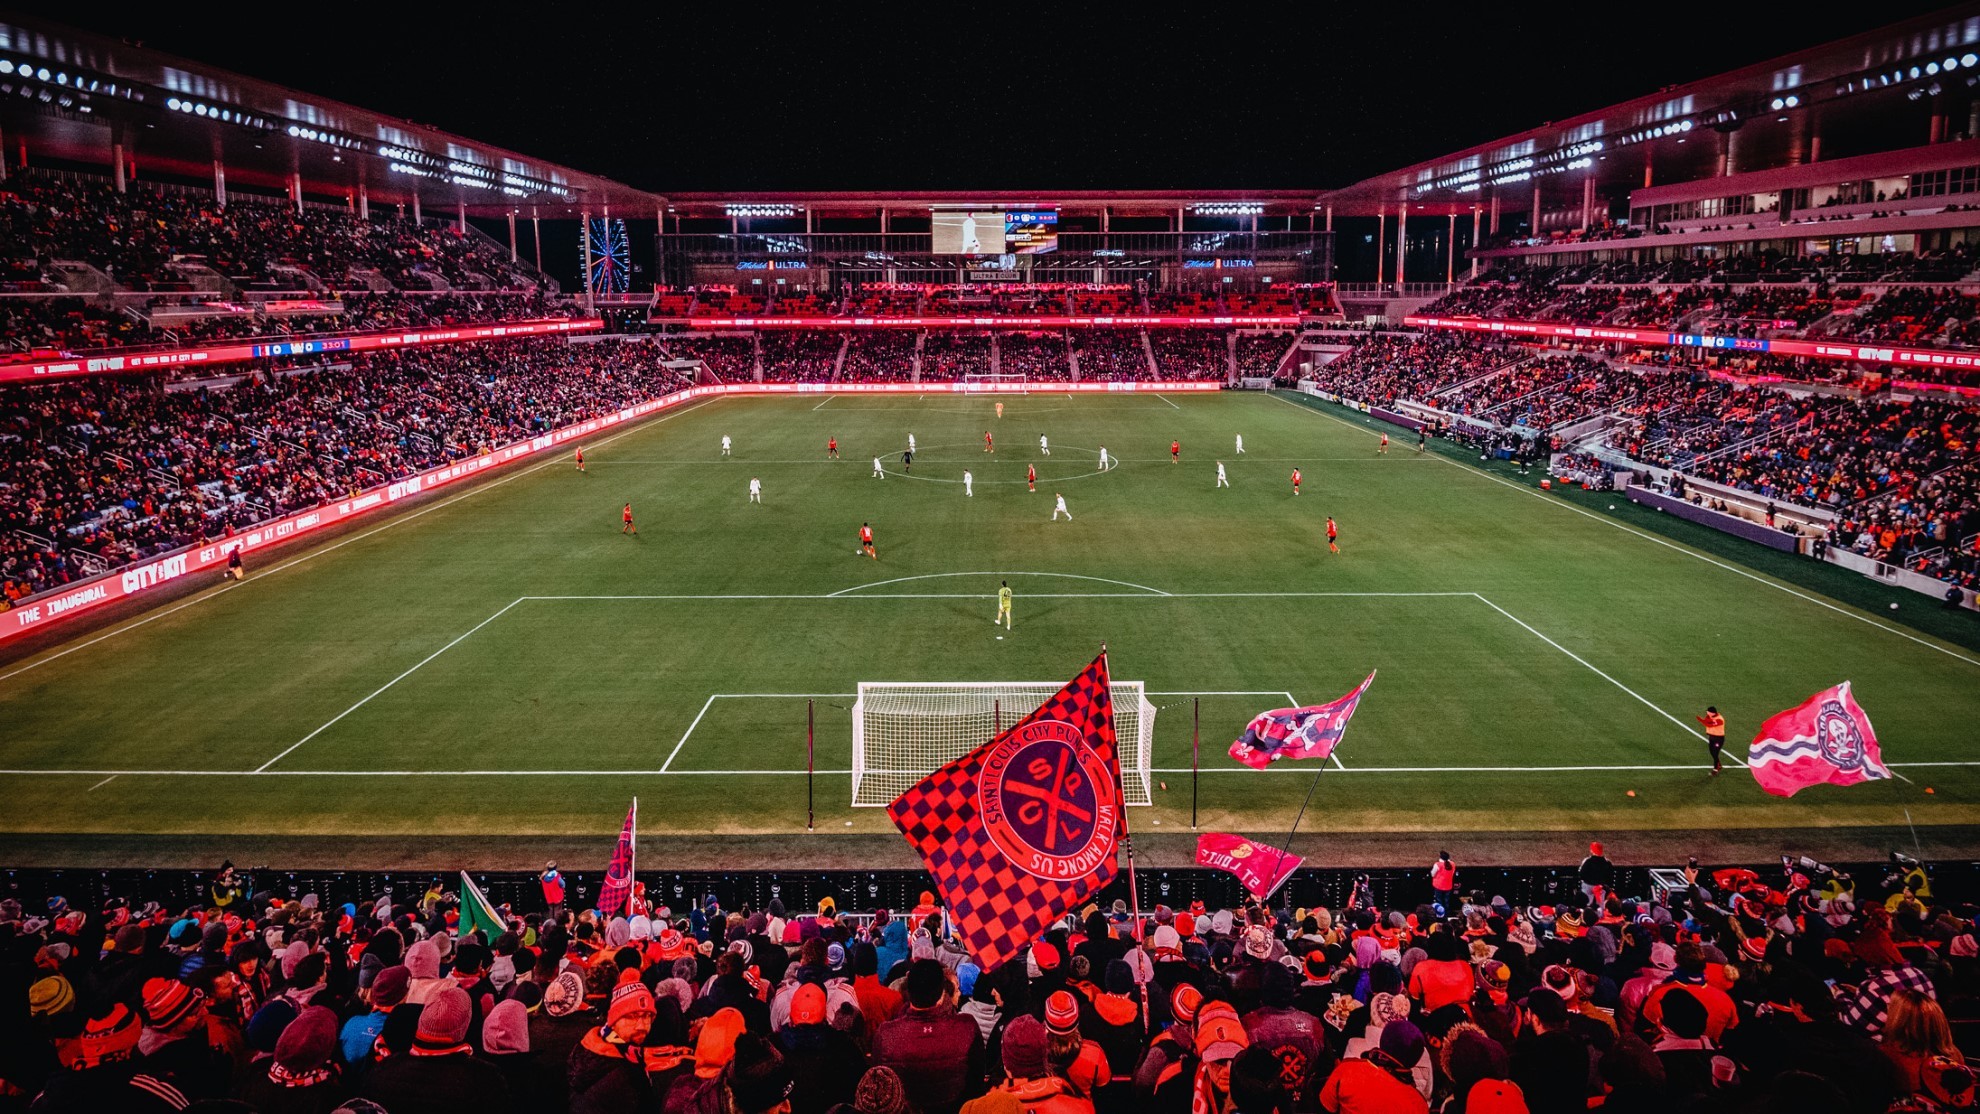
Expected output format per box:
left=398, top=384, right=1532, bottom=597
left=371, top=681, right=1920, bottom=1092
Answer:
left=357, top=1048, right=516, bottom=1114
left=872, top=1005, right=986, bottom=1114
left=780, top=1023, right=870, bottom=1114
left=969, top=1075, right=1094, bottom=1114
left=566, top=1028, right=661, bottom=1114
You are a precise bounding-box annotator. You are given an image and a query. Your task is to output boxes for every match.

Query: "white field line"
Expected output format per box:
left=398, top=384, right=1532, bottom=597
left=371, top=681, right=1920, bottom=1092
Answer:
left=8, top=761, right=1968, bottom=777
left=88, top=776, right=116, bottom=791
left=526, top=591, right=1473, bottom=601
left=1471, top=593, right=1728, bottom=762
left=253, top=597, right=526, bottom=772
left=574, top=456, right=1421, bottom=465
left=656, top=695, right=720, bottom=773
left=0, top=397, right=724, bottom=687
left=1270, top=392, right=1980, bottom=671
left=811, top=395, right=835, bottom=411
left=829, top=572, right=1170, bottom=597
left=1155, top=394, right=1181, bottom=410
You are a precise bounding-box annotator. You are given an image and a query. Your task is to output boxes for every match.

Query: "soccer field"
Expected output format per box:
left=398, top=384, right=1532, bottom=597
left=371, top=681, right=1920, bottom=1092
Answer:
left=4, top=389, right=1979, bottom=866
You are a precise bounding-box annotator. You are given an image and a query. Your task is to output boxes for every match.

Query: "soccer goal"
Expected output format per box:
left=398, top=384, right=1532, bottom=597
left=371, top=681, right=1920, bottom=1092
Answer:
left=960, top=373, right=1031, bottom=394
left=851, top=681, right=1157, bottom=807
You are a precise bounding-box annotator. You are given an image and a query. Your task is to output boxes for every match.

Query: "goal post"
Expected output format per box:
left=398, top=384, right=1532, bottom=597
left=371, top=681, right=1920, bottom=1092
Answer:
left=960, top=373, right=1031, bottom=394
left=851, top=681, right=1156, bottom=807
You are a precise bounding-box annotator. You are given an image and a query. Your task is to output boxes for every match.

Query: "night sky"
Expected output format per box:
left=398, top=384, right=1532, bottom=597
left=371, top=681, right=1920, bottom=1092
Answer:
left=19, top=4, right=1956, bottom=193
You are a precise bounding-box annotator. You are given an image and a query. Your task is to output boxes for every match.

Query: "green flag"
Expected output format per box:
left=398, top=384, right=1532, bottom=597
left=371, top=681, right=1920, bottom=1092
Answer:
left=458, top=871, right=504, bottom=944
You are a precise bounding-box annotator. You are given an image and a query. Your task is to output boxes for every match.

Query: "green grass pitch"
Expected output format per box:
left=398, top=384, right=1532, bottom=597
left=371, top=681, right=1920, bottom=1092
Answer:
left=3, top=389, right=1978, bottom=862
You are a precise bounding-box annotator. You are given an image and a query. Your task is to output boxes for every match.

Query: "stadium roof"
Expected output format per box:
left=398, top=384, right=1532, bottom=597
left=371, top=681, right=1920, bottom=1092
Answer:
left=0, top=13, right=665, bottom=217
left=1317, top=3, right=1980, bottom=217
left=660, top=190, right=1324, bottom=217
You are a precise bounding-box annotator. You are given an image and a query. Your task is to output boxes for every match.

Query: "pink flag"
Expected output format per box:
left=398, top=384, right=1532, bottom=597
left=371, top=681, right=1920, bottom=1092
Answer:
left=1228, top=672, right=1376, bottom=770
left=595, top=799, right=638, bottom=916
left=1748, top=682, right=1890, bottom=797
left=1196, top=833, right=1303, bottom=902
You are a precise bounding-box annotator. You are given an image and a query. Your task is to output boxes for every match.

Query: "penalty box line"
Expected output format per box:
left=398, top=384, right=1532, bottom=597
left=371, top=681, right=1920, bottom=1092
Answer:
left=10, top=761, right=1974, bottom=776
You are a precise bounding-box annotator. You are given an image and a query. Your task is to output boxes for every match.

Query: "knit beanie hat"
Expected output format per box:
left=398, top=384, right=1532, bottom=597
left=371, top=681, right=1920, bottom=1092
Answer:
left=275, top=1006, right=339, bottom=1073
left=1045, top=990, right=1080, bottom=1035
left=790, top=983, right=828, bottom=1026
left=1379, top=1017, right=1427, bottom=1066
left=416, top=985, right=472, bottom=1046
left=371, top=965, right=411, bottom=1009
left=855, top=1065, right=911, bottom=1114
left=1194, top=1003, right=1249, bottom=1063
left=1000, top=1015, right=1051, bottom=1078
left=66, top=1002, right=141, bottom=1069
left=694, top=1006, right=747, bottom=1079
left=482, top=999, right=530, bottom=1054
left=140, top=977, right=203, bottom=1031
left=544, top=969, right=588, bottom=1018
left=726, top=1032, right=794, bottom=1114
left=1170, top=983, right=1203, bottom=1024
left=404, top=938, right=442, bottom=980
left=29, top=975, right=75, bottom=1018
left=607, top=982, right=656, bottom=1027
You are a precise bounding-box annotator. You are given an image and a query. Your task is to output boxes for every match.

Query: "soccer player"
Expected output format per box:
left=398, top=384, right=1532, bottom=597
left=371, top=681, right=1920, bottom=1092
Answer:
left=873, top=456, right=885, bottom=479
left=908, top=433, right=916, bottom=454
left=1235, top=433, right=1245, bottom=454
left=859, top=522, right=876, bottom=560
left=996, top=401, right=1004, bottom=419
left=1290, top=468, right=1302, bottom=495
left=995, top=580, right=1013, bottom=629
left=1697, top=706, right=1727, bottom=776
left=901, top=448, right=913, bottom=474
left=1326, top=515, right=1339, bottom=554
left=574, top=446, right=586, bottom=472
left=963, top=470, right=974, bottom=497
left=1171, top=439, right=1181, bottom=464
left=984, top=431, right=994, bottom=453
left=622, top=503, right=637, bottom=535
left=1039, top=434, right=1050, bottom=456
left=1027, top=463, right=1036, bottom=492
left=224, top=547, right=245, bottom=582
left=749, top=477, right=762, bottom=504
left=721, top=435, right=732, bottom=456
left=1417, top=428, right=1427, bottom=453
left=1052, top=493, right=1071, bottom=521
left=827, top=436, right=839, bottom=460
left=1098, top=446, right=1112, bottom=471
left=1216, top=461, right=1229, bottom=488
left=1379, top=433, right=1390, bottom=455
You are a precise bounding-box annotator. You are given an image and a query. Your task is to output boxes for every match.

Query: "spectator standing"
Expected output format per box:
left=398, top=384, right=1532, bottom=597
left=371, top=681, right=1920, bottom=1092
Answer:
left=872, top=960, right=986, bottom=1114
left=1579, top=842, right=1614, bottom=905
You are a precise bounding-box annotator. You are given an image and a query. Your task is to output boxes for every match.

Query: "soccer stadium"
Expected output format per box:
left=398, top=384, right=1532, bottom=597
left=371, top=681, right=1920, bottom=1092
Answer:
left=3, top=6, right=1980, bottom=1110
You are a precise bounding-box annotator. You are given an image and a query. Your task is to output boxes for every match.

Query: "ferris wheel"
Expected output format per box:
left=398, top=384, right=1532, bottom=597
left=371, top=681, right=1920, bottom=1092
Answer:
left=586, top=217, right=631, bottom=294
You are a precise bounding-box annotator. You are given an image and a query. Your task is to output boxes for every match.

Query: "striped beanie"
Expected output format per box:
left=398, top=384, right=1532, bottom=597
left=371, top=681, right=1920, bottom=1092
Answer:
left=29, top=975, right=75, bottom=1018
left=1045, top=989, right=1080, bottom=1035
left=140, top=977, right=203, bottom=1031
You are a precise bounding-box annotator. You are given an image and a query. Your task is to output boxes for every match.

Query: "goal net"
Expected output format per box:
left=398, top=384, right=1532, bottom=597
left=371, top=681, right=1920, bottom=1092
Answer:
left=851, top=681, right=1156, bottom=807
left=960, top=373, right=1031, bottom=394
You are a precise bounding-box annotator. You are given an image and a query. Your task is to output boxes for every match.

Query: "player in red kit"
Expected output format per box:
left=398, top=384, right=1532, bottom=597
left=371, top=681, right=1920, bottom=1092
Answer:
left=1326, top=516, right=1339, bottom=554
left=859, top=522, right=876, bottom=560
left=827, top=436, right=839, bottom=459
left=984, top=431, right=994, bottom=453
left=1026, top=463, right=1037, bottom=492
left=574, top=446, right=586, bottom=472
left=1290, top=468, right=1302, bottom=495
left=621, top=503, right=637, bottom=535
left=1379, top=433, right=1390, bottom=455
left=1171, top=440, right=1181, bottom=463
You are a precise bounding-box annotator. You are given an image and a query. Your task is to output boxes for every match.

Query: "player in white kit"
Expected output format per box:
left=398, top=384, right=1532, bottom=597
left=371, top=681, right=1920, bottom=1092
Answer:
left=722, top=435, right=732, bottom=456
left=1216, top=462, right=1229, bottom=488
left=1098, top=446, right=1112, bottom=471
left=748, top=477, right=762, bottom=503
left=1235, top=433, right=1244, bottom=454
left=1052, top=493, right=1071, bottom=521
left=963, top=470, right=974, bottom=497
left=1039, top=434, right=1050, bottom=456
left=872, top=456, right=885, bottom=479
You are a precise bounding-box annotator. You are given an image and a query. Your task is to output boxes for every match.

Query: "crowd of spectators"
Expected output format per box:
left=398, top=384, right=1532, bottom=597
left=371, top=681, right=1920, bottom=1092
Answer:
left=5, top=847, right=1967, bottom=1113
left=997, top=333, right=1071, bottom=380
left=918, top=333, right=992, bottom=381
left=1436, top=355, right=1639, bottom=432
left=1146, top=330, right=1227, bottom=381
left=758, top=334, right=843, bottom=383
left=661, top=337, right=757, bottom=382
left=839, top=333, right=919, bottom=384
left=1234, top=334, right=1295, bottom=381
left=1070, top=331, right=1151, bottom=382
left=1310, top=334, right=1524, bottom=406
left=0, top=339, right=694, bottom=605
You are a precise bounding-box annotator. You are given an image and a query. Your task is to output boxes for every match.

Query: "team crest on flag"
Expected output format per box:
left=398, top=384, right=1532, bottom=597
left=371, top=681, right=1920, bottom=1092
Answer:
left=1196, top=832, right=1303, bottom=902
left=595, top=799, right=638, bottom=916
left=887, top=653, right=1122, bottom=970
left=1748, top=682, right=1890, bottom=798
left=1229, top=672, right=1376, bottom=770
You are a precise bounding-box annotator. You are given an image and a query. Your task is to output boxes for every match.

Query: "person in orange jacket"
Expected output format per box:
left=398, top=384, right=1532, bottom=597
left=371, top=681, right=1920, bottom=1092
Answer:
left=1697, top=706, right=1727, bottom=776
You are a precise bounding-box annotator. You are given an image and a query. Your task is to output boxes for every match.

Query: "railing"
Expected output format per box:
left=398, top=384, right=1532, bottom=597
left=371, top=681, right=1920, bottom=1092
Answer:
left=1334, top=283, right=1454, bottom=298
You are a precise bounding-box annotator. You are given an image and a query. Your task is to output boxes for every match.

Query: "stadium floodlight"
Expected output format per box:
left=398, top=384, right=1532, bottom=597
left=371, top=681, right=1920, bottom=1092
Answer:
left=851, top=680, right=1156, bottom=807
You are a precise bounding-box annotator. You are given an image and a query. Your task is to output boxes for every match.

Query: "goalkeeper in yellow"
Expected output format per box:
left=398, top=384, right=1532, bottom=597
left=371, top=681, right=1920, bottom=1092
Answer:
left=994, top=580, right=1013, bottom=629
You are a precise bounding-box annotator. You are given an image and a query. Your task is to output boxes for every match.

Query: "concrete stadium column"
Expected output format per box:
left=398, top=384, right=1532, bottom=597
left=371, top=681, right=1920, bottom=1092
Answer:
left=213, top=159, right=227, bottom=208
left=1324, top=205, right=1332, bottom=232
left=1720, top=130, right=1734, bottom=177
left=1489, top=193, right=1500, bottom=234
left=1396, top=204, right=1408, bottom=287
left=1101, top=206, right=1109, bottom=233
left=532, top=209, right=543, bottom=272
left=0, top=123, right=6, bottom=182
left=1581, top=177, right=1595, bottom=231
left=357, top=183, right=367, bottom=220
left=1643, top=151, right=1654, bottom=188
left=291, top=171, right=304, bottom=214
left=1375, top=204, right=1386, bottom=285
left=508, top=210, right=518, bottom=261
left=1530, top=187, right=1541, bottom=236
left=457, top=200, right=466, bottom=234
left=412, top=192, right=422, bottom=224
left=112, top=123, right=126, bottom=193
left=1470, top=206, right=1481, bottom=278
left=880, top=207, right=889, bottom=233
left=805, top=206, right=813, bottom=234
left=1446, top=211, right=1456, bottom=284
left=1810, top=133, right=1821, bottom=163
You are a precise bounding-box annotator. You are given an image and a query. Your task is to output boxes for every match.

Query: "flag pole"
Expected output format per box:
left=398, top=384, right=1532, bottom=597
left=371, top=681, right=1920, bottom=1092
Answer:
left=807, top=699, right=816, bottom=831
left=1191, top=698, right=1200, bottom=830
left=1269, top=763, right=1331, bottom=921
left=1100, top=642, right=1145, bottom=941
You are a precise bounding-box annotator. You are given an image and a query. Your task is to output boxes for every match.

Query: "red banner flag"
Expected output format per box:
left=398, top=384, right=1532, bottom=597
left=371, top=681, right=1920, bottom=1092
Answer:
left=1195, top=832, right=1304, bottom=902
left=1748, top=682, right=1891, bottom=797
left=886, top=653, right=1123, bottom=971
left=1228, top=672, right=1376, bottom=770
left=595, top=799, right=638, bottom=916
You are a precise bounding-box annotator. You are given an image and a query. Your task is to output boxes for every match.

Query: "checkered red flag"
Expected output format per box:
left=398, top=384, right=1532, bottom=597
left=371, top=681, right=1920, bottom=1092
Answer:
left=886, top=653, right=1122, bottom=971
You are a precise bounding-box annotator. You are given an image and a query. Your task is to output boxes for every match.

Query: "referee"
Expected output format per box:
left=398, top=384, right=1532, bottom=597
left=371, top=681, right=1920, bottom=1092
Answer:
left=994, top=580, right=1012, bottom=630
left=1697, top=706, right=1727, bottom=776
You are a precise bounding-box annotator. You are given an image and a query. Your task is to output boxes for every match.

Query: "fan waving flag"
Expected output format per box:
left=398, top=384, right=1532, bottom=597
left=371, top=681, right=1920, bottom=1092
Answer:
left=595, top=799, right=638, bottom=917
left=458, top=871, right=505, bottom=944
left=887, top=653, right=1122, bottom=971
left=1228, top=671, right=1376, bottom=770
left=1196, top=833, right=1303, bottom=902
left=1748, top=682, right=1891, bottom=797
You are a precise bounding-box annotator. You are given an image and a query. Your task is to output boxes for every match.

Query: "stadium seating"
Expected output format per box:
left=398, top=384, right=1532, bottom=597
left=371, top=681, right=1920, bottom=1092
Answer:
left=1069, top=329, right=1150, bottom=381
left=758, top=332, right=843, bottom=383
left=839, top=332, right=919, bottom=382
left=1146, top=329, right=1227, bottom=381
left=918, top=331, right=992, bottom=381
left=0, top=338, right=694, bottom=602
left=996, top=332, right=1071, bottom=380
left=662, top=336, right=757, bottom=381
